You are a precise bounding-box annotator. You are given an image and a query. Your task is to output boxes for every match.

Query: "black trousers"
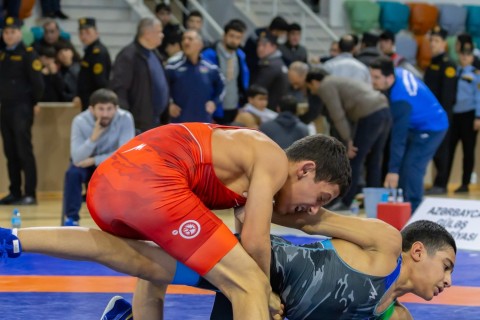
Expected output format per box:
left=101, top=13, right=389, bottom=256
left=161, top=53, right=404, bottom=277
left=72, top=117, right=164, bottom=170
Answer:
left=0, top=102, right=37, bottom=197
left=432, top=121, right=452, bottom=188
left=448, top=110, right=478, bottom=186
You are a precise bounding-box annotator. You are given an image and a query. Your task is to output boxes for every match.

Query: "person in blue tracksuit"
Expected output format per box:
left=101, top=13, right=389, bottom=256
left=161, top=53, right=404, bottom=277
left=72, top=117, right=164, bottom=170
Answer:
left=370, top=57, right=448, bottom=212
left=165, top=29, right=225, bottom=123
left=202, top=19, right=250, bottom=124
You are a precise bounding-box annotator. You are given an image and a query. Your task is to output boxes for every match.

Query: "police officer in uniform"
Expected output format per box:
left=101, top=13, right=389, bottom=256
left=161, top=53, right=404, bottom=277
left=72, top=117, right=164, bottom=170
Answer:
left=0, top=17, right=45, bottom=205
left=424, top=26, right=458, bottom=195
left=77, top=17, right=111, bottom=110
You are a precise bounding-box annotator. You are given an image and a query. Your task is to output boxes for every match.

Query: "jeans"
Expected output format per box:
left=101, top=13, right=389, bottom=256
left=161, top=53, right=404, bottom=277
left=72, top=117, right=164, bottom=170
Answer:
left=62, top=163, right=96, bottom=221
left=399, top=130, right=446, bottom=212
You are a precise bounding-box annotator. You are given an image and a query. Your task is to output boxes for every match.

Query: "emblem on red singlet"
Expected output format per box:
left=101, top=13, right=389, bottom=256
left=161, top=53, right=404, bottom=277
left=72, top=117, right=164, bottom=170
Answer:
left=173, top=220, right=201, bottom=239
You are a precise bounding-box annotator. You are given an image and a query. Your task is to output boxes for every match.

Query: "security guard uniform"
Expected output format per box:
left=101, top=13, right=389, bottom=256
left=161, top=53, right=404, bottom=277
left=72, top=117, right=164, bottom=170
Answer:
left=424, top=26, right=458, bottom=193
left=77, top=18, right=111, bottom=110
left=0, top=17, right=45, bottom=204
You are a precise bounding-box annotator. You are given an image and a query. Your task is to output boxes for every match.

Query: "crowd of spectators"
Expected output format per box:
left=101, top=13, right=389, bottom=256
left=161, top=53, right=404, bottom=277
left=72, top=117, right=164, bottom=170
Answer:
left=0, top=2, right=479, bottom=224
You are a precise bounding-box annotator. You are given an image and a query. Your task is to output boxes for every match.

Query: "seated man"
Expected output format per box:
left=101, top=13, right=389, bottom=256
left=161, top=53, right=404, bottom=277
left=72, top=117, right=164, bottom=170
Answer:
left=100, top=216, right=454, bottom=320
left=62, top=89, right=135, bottom=226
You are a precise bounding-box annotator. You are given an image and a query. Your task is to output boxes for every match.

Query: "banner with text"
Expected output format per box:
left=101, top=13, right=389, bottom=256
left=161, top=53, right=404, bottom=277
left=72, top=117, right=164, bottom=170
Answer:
left=407, top=198, right=480, bottom=251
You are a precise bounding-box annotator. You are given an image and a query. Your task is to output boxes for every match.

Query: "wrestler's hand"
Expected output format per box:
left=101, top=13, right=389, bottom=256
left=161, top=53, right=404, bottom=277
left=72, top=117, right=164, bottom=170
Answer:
left=169, top=103, right=181, bottom=118
left=205, top=100, right=216, bottom=114
left=269, top=292, right=284, bottom=320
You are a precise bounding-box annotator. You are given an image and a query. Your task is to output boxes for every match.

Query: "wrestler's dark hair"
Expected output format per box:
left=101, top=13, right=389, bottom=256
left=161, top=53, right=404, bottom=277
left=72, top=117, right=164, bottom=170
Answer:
left=401, top=220, right=457, bottom=255
left=285, top=134, right=351, bottom=197
left=89, top=88, right=118, bottom=107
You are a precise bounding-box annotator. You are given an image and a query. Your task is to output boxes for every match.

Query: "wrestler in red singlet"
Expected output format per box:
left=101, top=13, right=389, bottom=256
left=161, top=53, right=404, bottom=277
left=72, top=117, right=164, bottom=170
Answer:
left=87, top=123, right=247, bottom=275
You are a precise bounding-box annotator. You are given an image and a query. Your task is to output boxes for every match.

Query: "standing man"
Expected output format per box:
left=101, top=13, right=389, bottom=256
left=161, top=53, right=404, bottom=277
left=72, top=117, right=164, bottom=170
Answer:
left=166, top=29, right=224, bottom=123
left=370, top=58, right=448, bottom=211
left=306, top=69, right=391, bottom=210
left=63, top=89, right=134, bottom=226
left=110, top=18, right=170, bottom=133
left=0, top=17, right=44, bottom=205
left=155, top=3, right=181, bottom=58
left=202, top=19, right=250, bottom=124
left=77, top=17, right=111, bottom=111
left=252, top=31, right=289, bottom=110
left=424, top=26, right=457, bottom=195
left=279, top=23, right=308, bottom=67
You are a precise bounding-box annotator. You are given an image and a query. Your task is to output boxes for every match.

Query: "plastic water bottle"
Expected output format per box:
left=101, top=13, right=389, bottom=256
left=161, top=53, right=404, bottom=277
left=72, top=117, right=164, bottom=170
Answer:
left=11, top=208, right=21, bottom=229
left=396, top=188, right=404, bottom=203
left=387, top=189, right=395, bottom=203
left=350, top=199, right=360, bottom=215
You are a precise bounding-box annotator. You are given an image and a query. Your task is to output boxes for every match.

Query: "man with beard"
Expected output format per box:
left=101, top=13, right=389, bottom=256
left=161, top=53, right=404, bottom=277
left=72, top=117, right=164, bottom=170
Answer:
left=202, top=19, right=250, bottom=124
left=62, top=89, right=134, bottom=226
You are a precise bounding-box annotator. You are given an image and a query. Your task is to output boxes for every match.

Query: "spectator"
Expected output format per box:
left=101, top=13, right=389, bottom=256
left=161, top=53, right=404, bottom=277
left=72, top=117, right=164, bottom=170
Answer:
left=55, top=41, right=80, bottom=102
left=32, top=19, right=74, bottom=58
left=306, top=68, right=391, bottom=210
left=251, top=31, right=289, bottom=110
left=38, top=46, right=64, bottom=102
left=110, top=17, right=169, bottom=133
left=63, top=89, right=135, bottom=226
left=279, top=23, right=308, bottom=66
left=164, top=32, right=183, bottom=63
left=77, top=17, right=111, bottom=111
left=166, top=29, right=224, bottom=123
left=40, top=0, right=68, bottom=19
left=424, top=26, right=458, bottom=195
left=233, top=85, right=276, bottom=128
left=202, top=19, right=249, bottom=124
left=244, top=16, right=289, bottom=74
left=370, top=58, right=448, bottom=211
left=0, top=17, right=44, bottom=205
left=260, top=95, right=309, bottom=149
left=456, top=33, right=480, bottom=71
left=355, top=31, right=382, bottom=66
left=318, top=40, right=339, bottom=63
left=447, top=43, right=480, bottom=194
left=323, top=34, right=371, bottom=84
left=378, top=30, right=422, bottom=79
left=185, top=10, right=211, bottom=48
left=155, top=3, right=181, bottom=58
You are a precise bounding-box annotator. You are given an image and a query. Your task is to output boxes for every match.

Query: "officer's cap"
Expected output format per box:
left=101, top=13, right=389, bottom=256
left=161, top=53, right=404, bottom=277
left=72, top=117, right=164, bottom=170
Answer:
left=78, top=17, right=96, bottom=30
left=4, top=17, right=23, bottom=29
left=430, top=26, right=448, bottom=40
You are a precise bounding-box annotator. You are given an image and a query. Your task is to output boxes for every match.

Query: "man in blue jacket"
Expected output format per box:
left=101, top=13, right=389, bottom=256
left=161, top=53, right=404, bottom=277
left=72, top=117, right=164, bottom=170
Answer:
left=202, top=19, right=250, bottom=124
left=166, top=29, right=225, bottom=123
left=370, top=57, right=448, bottom=212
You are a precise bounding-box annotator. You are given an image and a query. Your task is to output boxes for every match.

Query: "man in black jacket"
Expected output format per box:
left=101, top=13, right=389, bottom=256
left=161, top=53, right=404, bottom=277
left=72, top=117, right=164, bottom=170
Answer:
left=77, top=17, right=111, bottom=111
left=110, top=17, right=170, bottom=133
left=0, top=17, right=45, bottom=205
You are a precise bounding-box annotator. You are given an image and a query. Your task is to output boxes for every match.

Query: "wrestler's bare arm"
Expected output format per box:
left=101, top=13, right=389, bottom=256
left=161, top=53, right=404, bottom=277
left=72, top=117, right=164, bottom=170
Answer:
left=272, top=208, right=402, bottom=256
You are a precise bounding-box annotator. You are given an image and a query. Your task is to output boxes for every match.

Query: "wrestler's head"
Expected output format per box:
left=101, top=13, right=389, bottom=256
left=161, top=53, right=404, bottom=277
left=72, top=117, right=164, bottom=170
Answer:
left=401, top=220, right=456, bottom=300
left=273, top=134, right=351, bottom=215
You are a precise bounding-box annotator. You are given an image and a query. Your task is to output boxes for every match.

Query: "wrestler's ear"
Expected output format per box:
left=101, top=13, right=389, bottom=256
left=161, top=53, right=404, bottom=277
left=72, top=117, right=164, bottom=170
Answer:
left=410, top=241, right=426, bottom=262
left=297, top=161, right=316, bottom=178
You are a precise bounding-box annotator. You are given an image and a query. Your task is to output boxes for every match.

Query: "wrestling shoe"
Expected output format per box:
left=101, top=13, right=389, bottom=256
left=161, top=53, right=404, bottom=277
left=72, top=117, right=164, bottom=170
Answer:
left=101, top=296, right=133, bottom=320
left=0, top=227, right=22, bottom=259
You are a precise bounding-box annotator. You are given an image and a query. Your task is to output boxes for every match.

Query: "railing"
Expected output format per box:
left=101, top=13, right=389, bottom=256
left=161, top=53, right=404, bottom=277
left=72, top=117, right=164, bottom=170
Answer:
left=123, top=0, right=156, bottom=19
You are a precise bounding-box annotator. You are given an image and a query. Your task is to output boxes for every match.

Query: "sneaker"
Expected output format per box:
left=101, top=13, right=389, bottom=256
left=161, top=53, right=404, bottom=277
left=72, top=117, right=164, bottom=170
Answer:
left=454, top=185, right=469, bottom=193
left=64, top=218, right=79, bottom=226
left=101, top=296, right=133, bottom=320
left=55, top=10, right=69, bottom=19
left=12, top=196, right=37, bottom=206
left=0, top=228, right=22, bottom=259
left=425, top=186, right=447, bottom=195
left=0, top=194, right=22, bottom=205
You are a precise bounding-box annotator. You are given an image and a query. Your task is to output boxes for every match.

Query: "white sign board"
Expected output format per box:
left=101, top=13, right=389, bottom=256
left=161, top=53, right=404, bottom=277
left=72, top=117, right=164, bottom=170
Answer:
left=407, top=198, right=480, bottom=251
